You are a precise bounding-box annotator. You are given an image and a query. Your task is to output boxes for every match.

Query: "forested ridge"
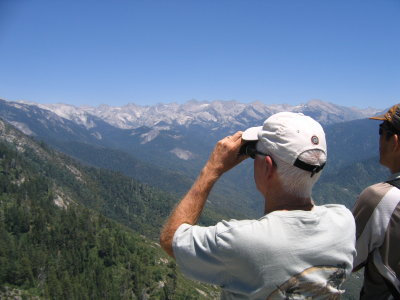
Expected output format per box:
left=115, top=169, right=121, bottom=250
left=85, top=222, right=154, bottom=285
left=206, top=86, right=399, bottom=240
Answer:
left=0, top=121, right=219, bottom=299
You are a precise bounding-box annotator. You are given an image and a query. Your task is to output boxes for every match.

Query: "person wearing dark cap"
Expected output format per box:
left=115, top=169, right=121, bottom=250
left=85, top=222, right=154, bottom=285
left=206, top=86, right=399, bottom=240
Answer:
left=352, top=104, right=400, bottom=299
left=160, top=112, right=356, bottom=299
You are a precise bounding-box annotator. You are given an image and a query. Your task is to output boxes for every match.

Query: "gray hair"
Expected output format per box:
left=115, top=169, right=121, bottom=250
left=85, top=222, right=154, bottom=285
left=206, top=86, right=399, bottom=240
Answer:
left=258, top=142, right=326, bottom=198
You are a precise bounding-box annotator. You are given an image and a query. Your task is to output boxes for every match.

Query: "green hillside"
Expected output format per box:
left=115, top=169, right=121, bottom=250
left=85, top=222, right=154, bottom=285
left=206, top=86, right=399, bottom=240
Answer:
left=0, top=121, right=220, bottom=299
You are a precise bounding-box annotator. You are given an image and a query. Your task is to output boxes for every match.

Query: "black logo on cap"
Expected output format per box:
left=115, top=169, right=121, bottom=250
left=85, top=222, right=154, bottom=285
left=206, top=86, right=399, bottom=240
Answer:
left=311, top=135, right=319, bottom=145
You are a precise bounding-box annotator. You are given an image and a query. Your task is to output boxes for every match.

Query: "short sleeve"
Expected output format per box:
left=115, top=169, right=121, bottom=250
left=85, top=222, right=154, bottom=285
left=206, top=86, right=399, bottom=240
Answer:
left=172, top=223, right=229, bottom=285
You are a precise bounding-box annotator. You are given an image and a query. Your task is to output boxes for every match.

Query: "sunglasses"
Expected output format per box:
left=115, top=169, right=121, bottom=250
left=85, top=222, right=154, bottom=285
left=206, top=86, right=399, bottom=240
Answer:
left=248, top=149, right=268, bottom=159
left=379, top=123, right=399, bottom=136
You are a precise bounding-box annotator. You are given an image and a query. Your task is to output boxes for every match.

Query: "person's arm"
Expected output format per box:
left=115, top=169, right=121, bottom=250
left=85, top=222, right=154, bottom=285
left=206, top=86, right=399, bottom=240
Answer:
left=159, top=131, right=246, bottom=257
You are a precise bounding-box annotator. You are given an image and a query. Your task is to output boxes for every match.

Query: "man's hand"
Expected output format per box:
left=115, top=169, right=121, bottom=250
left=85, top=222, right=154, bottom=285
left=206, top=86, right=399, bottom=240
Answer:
left=160, top=131, right=248, bottom=257
left=204, top=131, right=248, bottom=177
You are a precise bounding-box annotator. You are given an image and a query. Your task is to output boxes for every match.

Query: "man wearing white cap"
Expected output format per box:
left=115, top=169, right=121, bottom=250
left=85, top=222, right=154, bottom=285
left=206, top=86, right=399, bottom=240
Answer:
left=160, top=112, right=356, bottom=299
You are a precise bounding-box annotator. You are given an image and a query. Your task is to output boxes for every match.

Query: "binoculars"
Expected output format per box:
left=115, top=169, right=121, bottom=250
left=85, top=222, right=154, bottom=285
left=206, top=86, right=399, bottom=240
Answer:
left=239, top=141, right=258, bottom=157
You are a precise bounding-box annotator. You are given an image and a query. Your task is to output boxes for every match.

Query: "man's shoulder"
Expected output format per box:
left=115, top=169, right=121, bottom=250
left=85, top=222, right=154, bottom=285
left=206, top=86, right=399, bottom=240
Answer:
left=213, top=216, right=286, bottom=244
left=358, top=182, right=394, bottom=206
left=315, top=204, right=355, bottom=228
left=215, top=218, right=260, bottom=235
left=353, top=181, right=400, bottom=224
left=319, top=203, right=349, bottom=210
left=362, top=181, right=392, bottom=196
left=317, top=204, right=353, bottom=218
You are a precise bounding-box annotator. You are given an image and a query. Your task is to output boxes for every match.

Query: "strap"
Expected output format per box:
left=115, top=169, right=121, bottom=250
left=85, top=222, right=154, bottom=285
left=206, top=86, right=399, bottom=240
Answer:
left=383, top=276, right=400, bottom=300
left=386, top=178, right=400, bottom=190
left=373, top=249, right=400, bottom=299
left=293, top=158, right=325, bottom=177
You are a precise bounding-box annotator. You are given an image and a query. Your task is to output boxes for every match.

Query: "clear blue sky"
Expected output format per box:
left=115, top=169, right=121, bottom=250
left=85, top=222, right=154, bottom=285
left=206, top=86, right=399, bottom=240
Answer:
left=0, top=0, right=399, bottom=109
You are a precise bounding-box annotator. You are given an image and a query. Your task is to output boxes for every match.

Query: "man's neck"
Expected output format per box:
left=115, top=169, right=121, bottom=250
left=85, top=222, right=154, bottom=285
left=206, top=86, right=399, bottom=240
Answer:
left=262, top=176, right=315, bottom=214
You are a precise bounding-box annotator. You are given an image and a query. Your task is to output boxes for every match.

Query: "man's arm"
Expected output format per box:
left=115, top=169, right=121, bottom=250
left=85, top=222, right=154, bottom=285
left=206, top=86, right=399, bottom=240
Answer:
left=159, top=131, right=246, bottom=257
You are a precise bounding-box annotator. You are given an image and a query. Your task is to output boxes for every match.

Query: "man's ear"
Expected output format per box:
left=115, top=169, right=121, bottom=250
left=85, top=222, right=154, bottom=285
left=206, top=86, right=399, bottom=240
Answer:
left=264, top=156, right=276, bottom=179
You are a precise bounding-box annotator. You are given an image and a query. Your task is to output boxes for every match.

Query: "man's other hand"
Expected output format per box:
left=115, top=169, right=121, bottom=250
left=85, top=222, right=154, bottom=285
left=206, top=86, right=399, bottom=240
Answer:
left=205, top=131, right=248, bottom=177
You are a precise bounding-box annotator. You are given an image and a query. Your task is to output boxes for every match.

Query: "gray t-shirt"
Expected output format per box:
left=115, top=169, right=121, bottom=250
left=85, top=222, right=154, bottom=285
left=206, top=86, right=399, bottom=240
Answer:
left=173, top=204, right=356, bottom=299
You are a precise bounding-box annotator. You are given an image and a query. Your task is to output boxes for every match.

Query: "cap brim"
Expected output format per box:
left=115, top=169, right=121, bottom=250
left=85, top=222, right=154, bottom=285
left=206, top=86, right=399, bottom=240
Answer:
left=242, top=126, right=262, bottom=141
left=369, top=113, right=386, bottom=121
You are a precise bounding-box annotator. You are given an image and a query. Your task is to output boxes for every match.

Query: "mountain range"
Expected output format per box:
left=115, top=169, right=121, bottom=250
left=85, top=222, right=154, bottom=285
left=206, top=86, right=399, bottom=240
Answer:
left=10, top=98, right=379, bottom=130
left=0, top=98, right=383, bottom=175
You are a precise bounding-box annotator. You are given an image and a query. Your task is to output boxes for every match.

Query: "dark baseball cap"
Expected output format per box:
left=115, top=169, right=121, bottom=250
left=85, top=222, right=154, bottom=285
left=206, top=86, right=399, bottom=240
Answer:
left=370, top=104, right=400, bottom=131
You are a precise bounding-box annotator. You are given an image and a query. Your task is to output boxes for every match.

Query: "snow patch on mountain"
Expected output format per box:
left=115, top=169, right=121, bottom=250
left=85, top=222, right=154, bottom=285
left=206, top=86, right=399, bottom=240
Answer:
left=170, top=148, right=195, bottom=160
left=138, top=125, right=171, bottom=144
left=140, top=130, right=159, bottom=144
left=35, top=103, right=97, bottom=129
left=8, top=121, right=35, bottom=136
left=91, top=132, right=102, bottom=140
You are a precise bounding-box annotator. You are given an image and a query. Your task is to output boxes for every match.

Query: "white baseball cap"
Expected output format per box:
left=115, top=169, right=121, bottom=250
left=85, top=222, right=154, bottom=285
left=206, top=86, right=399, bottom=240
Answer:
left=242, top=112, right=327, bottom=175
